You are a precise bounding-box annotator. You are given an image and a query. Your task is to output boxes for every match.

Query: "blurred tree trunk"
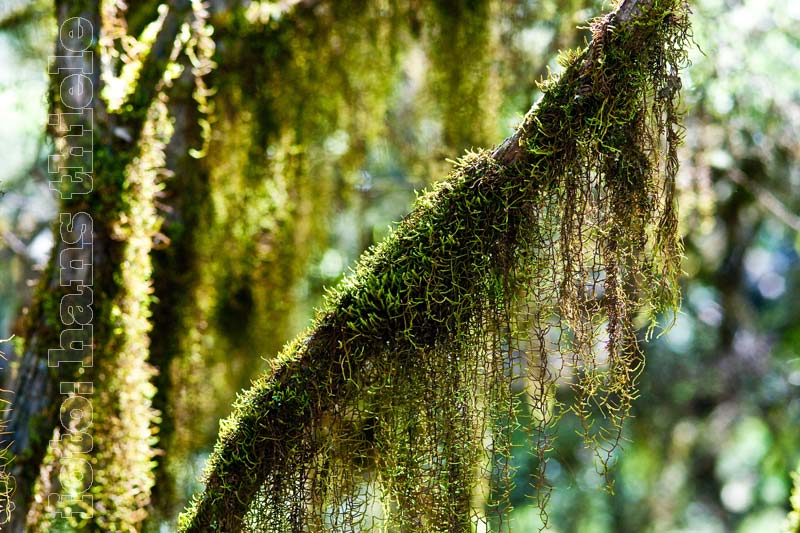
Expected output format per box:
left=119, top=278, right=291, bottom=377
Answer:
left=144, top=48, right=213, bottom=530
left=3, top=1, right=188, bottom=530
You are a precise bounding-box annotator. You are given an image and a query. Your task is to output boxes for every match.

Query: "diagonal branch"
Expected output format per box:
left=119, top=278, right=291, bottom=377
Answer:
left=179, top=0, right=687, bottom=530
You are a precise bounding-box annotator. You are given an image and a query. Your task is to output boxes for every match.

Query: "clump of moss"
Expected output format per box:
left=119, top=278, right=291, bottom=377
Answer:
left=789, top=468, right=800, bottom=533
left=179, top=1, right=690, bottom=531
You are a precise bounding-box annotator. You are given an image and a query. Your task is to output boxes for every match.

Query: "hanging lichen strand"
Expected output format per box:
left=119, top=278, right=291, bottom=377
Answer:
left=179, top=1, right=689, bottom=531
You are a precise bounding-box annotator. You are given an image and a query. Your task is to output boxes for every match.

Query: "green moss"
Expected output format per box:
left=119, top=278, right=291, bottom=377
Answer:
left=27, top=93, right=168, bottom=533
left=789, top=468, right=800, bottom=533
left=178, top=3, right=690, bottom=530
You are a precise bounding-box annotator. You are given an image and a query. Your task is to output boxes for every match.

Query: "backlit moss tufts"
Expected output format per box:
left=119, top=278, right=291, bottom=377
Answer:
left=180, top=1, right=690, bottom=530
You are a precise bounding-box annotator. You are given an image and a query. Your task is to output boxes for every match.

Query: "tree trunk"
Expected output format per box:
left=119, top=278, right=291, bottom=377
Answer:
left=3, top=1, right=189, bottom=529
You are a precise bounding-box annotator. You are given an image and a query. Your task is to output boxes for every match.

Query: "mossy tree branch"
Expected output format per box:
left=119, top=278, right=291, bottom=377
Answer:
left=180, top=0, right=690, bottom=530
left=150, top=0, right=508, bottom=526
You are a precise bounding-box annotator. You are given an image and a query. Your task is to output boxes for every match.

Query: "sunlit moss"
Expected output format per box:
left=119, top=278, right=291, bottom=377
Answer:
left=28, top=92, right=170, bottom=533
left=789, top=468, right=800, bottom=533
left=179, top=2, right=690, bottom=530
left=99, top=1, right=169, bottom=112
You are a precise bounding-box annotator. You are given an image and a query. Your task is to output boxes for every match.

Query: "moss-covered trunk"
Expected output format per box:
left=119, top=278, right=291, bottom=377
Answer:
left=3, top=1, right=189, bottom=530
